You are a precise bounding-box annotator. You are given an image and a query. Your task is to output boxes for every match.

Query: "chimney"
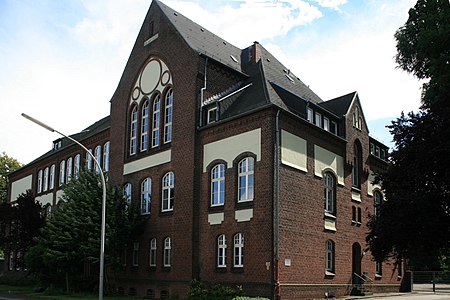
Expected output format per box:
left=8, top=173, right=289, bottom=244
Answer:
left=252, top=41, right=262, bottom=64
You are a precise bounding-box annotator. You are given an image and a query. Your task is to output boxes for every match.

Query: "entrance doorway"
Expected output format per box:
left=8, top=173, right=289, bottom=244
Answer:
left=352, top=242, right=362, bottom=284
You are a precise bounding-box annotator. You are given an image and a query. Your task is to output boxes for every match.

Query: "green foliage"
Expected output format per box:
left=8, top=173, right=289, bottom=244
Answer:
left=0, top=152, right=22, bottom=203
left=188, top=280, right=246, bottom=300
left=26, top=170, right=143, bottom=291
left=394, top=0, right=450, bottom=105
left=0, top=190, right=45, bottom=266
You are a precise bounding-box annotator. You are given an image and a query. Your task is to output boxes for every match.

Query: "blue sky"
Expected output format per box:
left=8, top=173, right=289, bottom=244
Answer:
left=0, top=0, right=422, bottom=164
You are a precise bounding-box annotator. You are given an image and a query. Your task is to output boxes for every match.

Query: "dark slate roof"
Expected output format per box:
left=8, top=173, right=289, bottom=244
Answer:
left=25, top=116, right=110, bottom=167
left=319, top=91, right=356, bottom=116
left=156, top=0, right=244, bottom=74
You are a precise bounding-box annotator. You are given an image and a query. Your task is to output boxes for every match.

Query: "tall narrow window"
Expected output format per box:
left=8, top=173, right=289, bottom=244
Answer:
left=74, top=154, right=80, bottom=179
left=59, top=160, right=66, bottom=186
left=37, top=170, right=43, bottom=193
left=141, top=100, right=149, bottom=151
left=353, top=106, right=361, bottom=130
left=150, top=238, right=157, bottom=267
left=124, top=183, right=132, bottom=206
left=324, top=172, right=336, bottom=216
left=376, top=261, right=383, bottom=276
left=374, top=191, right=382, bottom=218
left=141, top=178, right=151, bottom=215
left=103, top=142, right=110, bottom=171
left=238, top=157, right=254, bottom=202
left=162, top=172, right=174, bottom=212
left=211, top=164, right=225, bottom=206
left=352, top=141, right=362, bottom=188
left=132, top=242, right=139, bottom=266
left=315, top=112, right=322, bottom=127
left=164, top=88, right=173, bottom=143
left=49, top=164, right=55, bottom=190
left=94, top=145, right=102, bottom=174
left=66, top=157, right=73, bottom=181
left=307, top=107, right=313, bottom=123
left=43, top=167, right=49, bottom=192
left=217, top=234, right=227, bottom=268
left=326, top=240, right=335, bottom=273
left=164, top=237, right=171, bottom=267
left=130, top=106, right=138, bottom=155
left=233, top=233, right=244, bottom=267
left=323, top=117, right=330, bottom=131
left=86, top=149, right=93, bottom=171
left=152, top=95, right=160, bottom=148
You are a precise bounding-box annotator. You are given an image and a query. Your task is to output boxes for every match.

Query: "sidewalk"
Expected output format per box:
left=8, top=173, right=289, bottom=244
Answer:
left=337, top=292, right=408, bottom=299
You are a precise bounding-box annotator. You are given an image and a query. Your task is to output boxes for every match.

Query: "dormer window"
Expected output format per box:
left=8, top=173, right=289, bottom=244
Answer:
left=207, top=106, right=218, bottom=124
left=53, top=140, right=62, bottom=150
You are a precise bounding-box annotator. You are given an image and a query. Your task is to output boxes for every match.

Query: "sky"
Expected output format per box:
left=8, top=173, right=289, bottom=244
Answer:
left=0, top=0, right=423, bottom=165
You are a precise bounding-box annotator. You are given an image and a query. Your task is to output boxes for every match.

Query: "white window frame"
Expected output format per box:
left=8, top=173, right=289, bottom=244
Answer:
left=43, top=167, right=49, bottom=192
left=103, top=142, right=110, bottom=171
left=207, top=106, right=218, bottom=124
left=150, top=238, right=157, bottom=267
left=323, top=117, right=330, bottom=131
left=37, top=170, right=43, bottom=193
left=66, top=157, right=73, bottom=182
left=74, top=155, right=80, bottom=179
left=315, top=112, right=322, bottom=127
left=141, top=178, right=151, bottom=215
left=86, top=149, right=93, bottom=171
left=130, top=106, right=138, bottom=155
left=211, top=164, right=225, bottom=206
left=217, top=234, right=227, bottom=268
left=141, top=100, right=149, bottom=151
left=59, top=160, right=66, bottom=186
left=49, top=164, right=55, bottom=190
left=164, top=237, right=171, bottom=267
left=238, top=157, right=254, bottom=202
left=233, top=233, right=244, bottom=267
left=162, top=172, right=174, bottom=212
left=94, top=145, right=102, bottom=174
left=307, top=107, right=313, bottom=123
left=164, top=88, right=173, bottom=144
left=152, top=95, right=161, bottom=148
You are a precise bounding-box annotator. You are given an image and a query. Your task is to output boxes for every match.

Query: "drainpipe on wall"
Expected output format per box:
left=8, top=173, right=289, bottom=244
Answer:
left=199, top=57, right=208, bottom=127
left=275, top=109, right=281, bottom=300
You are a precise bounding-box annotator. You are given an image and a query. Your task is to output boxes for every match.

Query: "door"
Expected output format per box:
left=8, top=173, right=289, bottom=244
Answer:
left=352, top=242, right=362, bottom=284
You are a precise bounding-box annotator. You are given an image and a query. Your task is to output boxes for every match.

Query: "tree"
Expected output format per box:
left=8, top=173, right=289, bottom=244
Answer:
left=26, top=170, right=142, bottom=291
left=0, top=190, right=45, bottom=269
left=367, top=0, right=450, bottom=268
left=0, top=152, right=22, bottom=203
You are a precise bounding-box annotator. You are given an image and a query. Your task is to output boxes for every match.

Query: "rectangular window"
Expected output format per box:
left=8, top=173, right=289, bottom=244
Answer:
left=103, top=142, right=110, bottom=171
left=217, top=235, right=226, bottom=268
left=375, top=146, right=380, bottom=157
left=141, top=178, right=151, bottom=215
left=150, top=238, right=157, bottom=267
left=164, top=237, right=171, bottom=267
left=59, top=160, right=66, bottom=186
left=315, top=112, right=322, bottom=127
left=86, top=149, right=93, bottom=171
left=326, top=240, right=335, bottom=273
left=370, top=143, right=375, bottom=155
left=323, top=117, right=330, bottom=131
left=331, top=121, right=337, bottom=134
left=49, top=164, right=55, bottom=190
left=307, top=107, right=313, bottom=123
left=207, top=107, right=218, bottom=124
left=43, top=167, right=49, bottom=192
left=162, top=172, right=174, bottom=212
left=233, top=233, right=244, bottom=267
left=37, top=170, right=43, bottom=193
left=132, top=242, right=139, bottom=266
left=66, top=157, right=73, bottom=182
left=376, top=261, right=382, bottom=276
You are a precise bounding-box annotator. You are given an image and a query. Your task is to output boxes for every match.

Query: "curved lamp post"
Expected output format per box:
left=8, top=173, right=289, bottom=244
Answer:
left=22, top=113, right=107, bottom=300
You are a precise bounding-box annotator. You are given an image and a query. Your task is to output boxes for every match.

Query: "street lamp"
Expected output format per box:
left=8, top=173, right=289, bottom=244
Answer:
left=22, top=113, right=107, bottom=300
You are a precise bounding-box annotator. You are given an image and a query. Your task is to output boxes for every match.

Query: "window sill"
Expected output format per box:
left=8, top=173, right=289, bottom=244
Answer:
left=324, top=212, right=336, bottom=219
left=159, top=210, right=174, bottom=217
left=209, top=204, right=225, bottom=213
left=235, top=200, right=253, bottom=210
left=325, top=270, right=335, bottom=277
left=215, top=267, right=227, bottom=273
left=375, top=274, right=382, bottom=279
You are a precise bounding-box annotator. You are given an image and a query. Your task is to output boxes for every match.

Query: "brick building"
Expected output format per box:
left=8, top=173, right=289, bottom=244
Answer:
left=7, top=0, right=402, bottom=299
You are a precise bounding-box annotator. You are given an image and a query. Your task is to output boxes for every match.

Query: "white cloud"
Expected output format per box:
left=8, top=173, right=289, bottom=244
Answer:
left=313, top=0, right=347, bottom=11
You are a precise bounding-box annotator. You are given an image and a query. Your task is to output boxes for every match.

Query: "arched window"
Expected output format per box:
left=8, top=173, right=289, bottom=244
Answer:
left=326, top=240, right=335, bottom=273
left=49, top=164, right=55, bottom=189
left=86, top=149, right=93, bottom=171
left=66, top=157, right=73, bottom=181
left=94, top=145, right=102, bottom=174
left=164, top=237, right=171, bottom=267
left=149, top=238, right=157, bottom=267
left=374, top=191, right=383, bottom=218
left=164, top=88, right=173, bottom=143
left=217, top=234, right=227, bottom=267
left=59, top=160, right=66, bottom=186
left=43, top=167, right=49, bottom=192
left=141, top=178, right=151, bottom=215
left=353, top=106, right=362, bottom=130
left=352, top=141, right=362, bottom=188
left=103, top=142, right=110, bottom=171
left=233, top=233, right=244, bottom=267
left=74, top=155, right=80, bottom=179
left=141, top=100, right=149, bottom=151
left=238, top=157, right=254, bottom=202
left=211, top=164, right=225, bottom=206
left=324, top=172, right=336, bottom=216
left=130, top=106, right=138, bottom=155
left=37, top=169, right=43, bottom=193
left=162, top=172, right=174, bottom=212
left=152, top=95, right=161, bottom=148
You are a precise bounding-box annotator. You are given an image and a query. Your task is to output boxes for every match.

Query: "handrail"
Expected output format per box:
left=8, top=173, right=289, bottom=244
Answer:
left=353, top=272, right=366, bottom=283
left=362, top=273, right=374, bottom=283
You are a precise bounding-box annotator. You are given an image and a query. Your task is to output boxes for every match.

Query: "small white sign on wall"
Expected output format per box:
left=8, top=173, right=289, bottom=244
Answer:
left=284, top=258, right=291, bottom=267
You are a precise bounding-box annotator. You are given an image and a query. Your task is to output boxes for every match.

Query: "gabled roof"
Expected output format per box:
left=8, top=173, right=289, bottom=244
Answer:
left=320, top=91, right=357, bottom=116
